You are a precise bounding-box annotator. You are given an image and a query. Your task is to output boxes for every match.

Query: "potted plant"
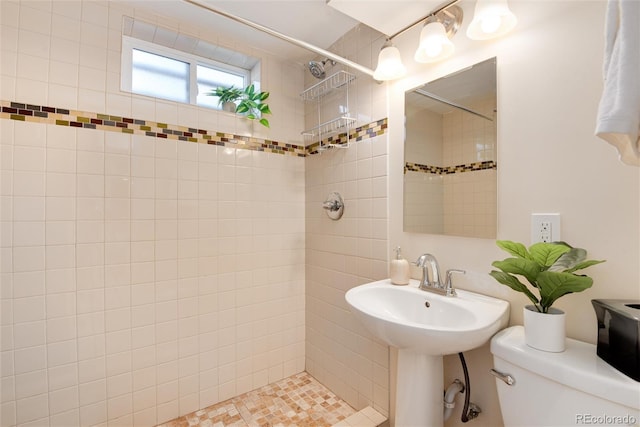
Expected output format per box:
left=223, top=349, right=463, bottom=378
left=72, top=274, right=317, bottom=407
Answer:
left=208, top=84, right=272, bottom=128
left=210, top=86, right=243, bottom=112
left=490, top=240, right=605, bottom=352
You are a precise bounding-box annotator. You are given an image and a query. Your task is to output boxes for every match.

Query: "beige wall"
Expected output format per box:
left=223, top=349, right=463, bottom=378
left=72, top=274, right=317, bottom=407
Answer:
left=387, top=1, right=639, bottom=426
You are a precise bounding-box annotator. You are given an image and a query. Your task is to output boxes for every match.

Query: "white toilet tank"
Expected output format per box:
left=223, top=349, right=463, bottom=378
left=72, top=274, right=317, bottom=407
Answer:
left=490, top=326, right=640, bottom=427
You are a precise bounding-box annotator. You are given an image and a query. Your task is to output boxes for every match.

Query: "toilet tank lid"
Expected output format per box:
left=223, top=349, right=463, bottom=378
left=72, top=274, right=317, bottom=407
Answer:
left=490, top=326, right=639, bottom=410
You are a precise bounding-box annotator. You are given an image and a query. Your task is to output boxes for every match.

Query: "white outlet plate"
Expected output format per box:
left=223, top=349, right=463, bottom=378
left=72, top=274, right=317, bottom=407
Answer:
left=531, top=213, right=561, bottom=243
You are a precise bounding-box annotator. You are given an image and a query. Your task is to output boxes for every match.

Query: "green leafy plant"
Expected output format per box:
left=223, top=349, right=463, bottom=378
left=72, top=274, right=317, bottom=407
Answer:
left=208, top=84, right=271, bottom=128
left=489, top=240, right=605, bottom=313
left=211, top=86, right=243, bottom=106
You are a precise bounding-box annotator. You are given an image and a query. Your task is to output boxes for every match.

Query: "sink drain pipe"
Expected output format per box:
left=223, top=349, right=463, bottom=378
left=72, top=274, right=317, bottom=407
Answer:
left=443, top=379, right=464, bottom=421
left=444, top=353, right=481, bottom=422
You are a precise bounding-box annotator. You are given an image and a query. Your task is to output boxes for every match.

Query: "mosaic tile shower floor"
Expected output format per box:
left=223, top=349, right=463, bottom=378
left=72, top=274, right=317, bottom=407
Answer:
left=157, top=372, right=382, bottom=427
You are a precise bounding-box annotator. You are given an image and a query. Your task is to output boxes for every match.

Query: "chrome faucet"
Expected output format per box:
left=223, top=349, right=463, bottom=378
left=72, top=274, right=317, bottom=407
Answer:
left=414, top=253, right=465, bottom=297
left=414, top=254, right=441, bottom=290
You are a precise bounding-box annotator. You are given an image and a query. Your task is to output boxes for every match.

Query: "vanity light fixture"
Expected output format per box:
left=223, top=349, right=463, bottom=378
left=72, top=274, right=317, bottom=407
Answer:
left=414, top=18, right=455, bottom=63
left=373, top=39, right=407, bottom=81
left=373, top=0, right=516, bottom=81
left=414, top=5, right=463, bottom=64
left=467, top=0, right=517, bottom=40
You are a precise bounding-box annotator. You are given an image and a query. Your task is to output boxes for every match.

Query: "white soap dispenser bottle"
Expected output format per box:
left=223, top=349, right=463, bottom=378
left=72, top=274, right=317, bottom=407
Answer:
left=390, top=246, right=410, bottom=285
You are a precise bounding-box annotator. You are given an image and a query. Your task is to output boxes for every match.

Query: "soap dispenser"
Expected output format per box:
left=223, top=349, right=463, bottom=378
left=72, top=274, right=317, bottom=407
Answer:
left=390, top=246, right=410, bottom=285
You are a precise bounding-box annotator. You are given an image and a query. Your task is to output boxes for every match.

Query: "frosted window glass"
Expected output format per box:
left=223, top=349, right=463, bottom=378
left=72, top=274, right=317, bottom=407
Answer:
left=132, top=49, right=189, bottom=103
left=196, top=64, right=246, bottom=109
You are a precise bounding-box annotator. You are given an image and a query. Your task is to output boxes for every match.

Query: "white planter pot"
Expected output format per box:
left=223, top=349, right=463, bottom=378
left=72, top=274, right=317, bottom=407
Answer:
left=523, top=305, right=566, bottom=352
left=222, top=101, right=237, bottom=112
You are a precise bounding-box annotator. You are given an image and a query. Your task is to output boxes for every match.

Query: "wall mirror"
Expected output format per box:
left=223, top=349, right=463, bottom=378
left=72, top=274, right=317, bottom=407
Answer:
left=403, top=57, right=497, bottom=238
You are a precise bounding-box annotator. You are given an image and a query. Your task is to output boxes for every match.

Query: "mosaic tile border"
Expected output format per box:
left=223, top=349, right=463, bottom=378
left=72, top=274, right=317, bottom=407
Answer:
left=306, top=118, right=388, bottom=155
left=1, top=100, right=388, bottom=158
left=405, top=160, right=497, bottom=175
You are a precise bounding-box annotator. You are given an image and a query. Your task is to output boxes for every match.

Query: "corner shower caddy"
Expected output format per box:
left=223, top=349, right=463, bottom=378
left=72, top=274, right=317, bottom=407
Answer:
left=301, top=70, right=356, bottom=150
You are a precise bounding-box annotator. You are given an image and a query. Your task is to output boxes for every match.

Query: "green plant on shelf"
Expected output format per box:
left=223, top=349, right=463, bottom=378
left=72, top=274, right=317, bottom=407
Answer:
left=207, top=84, right=271, bottom=128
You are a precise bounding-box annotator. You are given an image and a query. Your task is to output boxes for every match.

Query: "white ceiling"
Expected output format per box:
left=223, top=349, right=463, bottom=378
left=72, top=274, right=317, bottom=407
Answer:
left=121, top=0, right=448, bottom=63
left=122, top=0, right=358, bottom=62
left=328, top=0, right=445, bottom=37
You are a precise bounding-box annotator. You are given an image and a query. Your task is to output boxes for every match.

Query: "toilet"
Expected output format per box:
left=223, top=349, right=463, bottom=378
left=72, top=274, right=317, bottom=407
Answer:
left=490, top=326, right=640, bottom=427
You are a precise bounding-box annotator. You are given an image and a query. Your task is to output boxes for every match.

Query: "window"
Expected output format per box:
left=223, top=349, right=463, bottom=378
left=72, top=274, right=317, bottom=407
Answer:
left=121, top=35, right=256, bottom=109
left=195, top=64, right=246, bottom=109
left=132, top=49, right=189, bottom=103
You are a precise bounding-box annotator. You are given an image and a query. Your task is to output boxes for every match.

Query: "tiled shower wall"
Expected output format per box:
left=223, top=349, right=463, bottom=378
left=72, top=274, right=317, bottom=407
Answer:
left=1, top=1, right=305, bottom=426
left=305, top=137, right=389, bottom=417
left=303, top=24, right=390, bottom=417
left=1, top=122, right=306, bottom=426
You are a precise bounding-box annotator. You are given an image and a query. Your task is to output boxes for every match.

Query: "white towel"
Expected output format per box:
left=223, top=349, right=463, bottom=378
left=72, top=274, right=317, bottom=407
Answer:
left=595, top=0, right=640, bottom=166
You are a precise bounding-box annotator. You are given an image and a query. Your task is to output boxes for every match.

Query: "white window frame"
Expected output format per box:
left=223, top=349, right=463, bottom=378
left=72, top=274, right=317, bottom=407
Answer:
left=121, top=35, right=252, bottom=108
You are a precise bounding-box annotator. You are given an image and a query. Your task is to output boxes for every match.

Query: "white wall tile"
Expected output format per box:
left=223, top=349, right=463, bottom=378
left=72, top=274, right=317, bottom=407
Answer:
left=13, top=171, right=45, bottom=197
left=16, top=392, right=49, bottom=424
left=13, top=296, right=45, bottom=323
left=79, top=379, right=107, bottom=408
left=49, top=385, right=79, bottom=415
left=46, top=221, right=76, bottom=246
left=47, top=342, right=78, bottom=371
left=49, top=408, right=80, bottom=427
left=46, top=172, right=76, bottom=197
left=13, top=146, right=45, bottom=172
left=46, top=316, right=77, bottom=343
left=13, top=345, right=46, bottom=375
left=15, top=369, right=48, bottom=399
left=0, top=401, right=16, bottom=426
left=45, top=244, right=75, bottom=270
left=13, top=221, right=45, bottom=247
left=19, top=4, right=51, bottom=35
left=79, top=400, right=107, bottom=427
left=107, top=372, right=132, bottom=399
left=46, top=197, right=76, bottom=221
left=45, top=268, right=76, bottom=294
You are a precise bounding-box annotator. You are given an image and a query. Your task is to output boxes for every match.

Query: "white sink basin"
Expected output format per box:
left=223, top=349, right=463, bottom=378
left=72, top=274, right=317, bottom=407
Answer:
left=345, top=279, right=510, bottom=355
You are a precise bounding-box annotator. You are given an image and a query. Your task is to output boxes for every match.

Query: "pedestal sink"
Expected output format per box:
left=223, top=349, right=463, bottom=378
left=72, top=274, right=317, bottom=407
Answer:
left=345, top=279, right=509, bottom=427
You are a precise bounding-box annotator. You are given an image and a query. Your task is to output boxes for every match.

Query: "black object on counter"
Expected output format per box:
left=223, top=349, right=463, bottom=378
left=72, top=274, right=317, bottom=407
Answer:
left=592, top=299, right=640, bottom=382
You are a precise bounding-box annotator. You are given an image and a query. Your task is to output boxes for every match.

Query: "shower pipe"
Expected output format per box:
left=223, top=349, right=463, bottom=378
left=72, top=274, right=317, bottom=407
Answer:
left=183, top=0, right=376, bottom=78
left=415, top=88, right=494, bottom=121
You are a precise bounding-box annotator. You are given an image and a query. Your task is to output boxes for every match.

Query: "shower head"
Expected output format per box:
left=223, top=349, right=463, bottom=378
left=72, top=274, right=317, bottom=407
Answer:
left=307, top=58, right=336, bottom=79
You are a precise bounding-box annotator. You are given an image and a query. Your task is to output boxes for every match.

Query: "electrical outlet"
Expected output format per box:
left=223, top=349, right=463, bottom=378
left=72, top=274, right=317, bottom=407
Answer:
left=531, top=213, right=561, bottom=243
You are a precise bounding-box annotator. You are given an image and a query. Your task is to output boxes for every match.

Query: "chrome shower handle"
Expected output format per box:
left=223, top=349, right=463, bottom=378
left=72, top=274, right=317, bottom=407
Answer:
left=322, top=200, right=342, bottom=211
left=322, top=192, right=344, bottom=220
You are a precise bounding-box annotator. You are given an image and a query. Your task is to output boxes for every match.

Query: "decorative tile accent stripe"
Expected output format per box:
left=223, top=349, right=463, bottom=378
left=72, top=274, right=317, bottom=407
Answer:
left=1, top=101, right=389, bottom=157
left=405, top=160, right=497, bottom=175
left=1, top=100, right=307, bottom=157
left=306, top=118, right=387, bottom=155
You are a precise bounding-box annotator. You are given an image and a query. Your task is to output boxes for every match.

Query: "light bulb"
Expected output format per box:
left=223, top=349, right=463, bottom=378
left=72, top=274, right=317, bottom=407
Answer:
left=467, top=0, right=517, bottom=40
left=425, top=43, right=443, bottom=58
left=373, top=43, right=406, bottom=81
left=414, top=21, right=454, bottom=63
left=481, top=15, right=501, bottom=34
